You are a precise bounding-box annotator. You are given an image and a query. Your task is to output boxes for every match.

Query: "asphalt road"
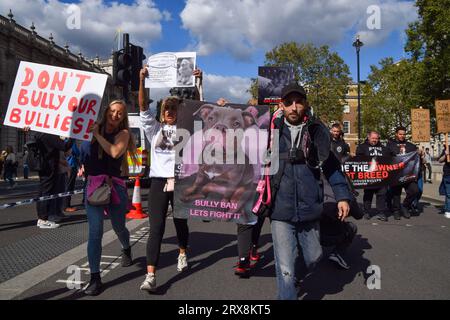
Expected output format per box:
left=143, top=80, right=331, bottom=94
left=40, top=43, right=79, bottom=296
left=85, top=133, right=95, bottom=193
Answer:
left=0, top=183, right=448, bottom=300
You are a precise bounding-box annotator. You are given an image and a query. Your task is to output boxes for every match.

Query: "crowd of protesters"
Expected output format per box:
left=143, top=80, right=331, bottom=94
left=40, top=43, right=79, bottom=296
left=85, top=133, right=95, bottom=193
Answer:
left=3, top=62, right=449, bottom=300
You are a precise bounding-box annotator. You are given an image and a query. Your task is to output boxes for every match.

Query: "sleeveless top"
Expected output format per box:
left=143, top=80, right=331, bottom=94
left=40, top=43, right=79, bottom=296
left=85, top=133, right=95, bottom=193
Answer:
left=85, top=130, right=125, bottom=177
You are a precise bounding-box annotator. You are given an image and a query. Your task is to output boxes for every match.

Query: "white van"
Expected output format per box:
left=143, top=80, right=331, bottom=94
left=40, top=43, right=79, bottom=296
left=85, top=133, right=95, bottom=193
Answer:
left=127, top=113, right=150, bottom=187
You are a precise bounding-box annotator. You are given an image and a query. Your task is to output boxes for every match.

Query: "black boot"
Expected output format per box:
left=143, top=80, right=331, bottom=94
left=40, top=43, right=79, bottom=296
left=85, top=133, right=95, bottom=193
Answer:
left=84, top=272, right=102, bottom=296
left=121, top=247, right=133, bottom=267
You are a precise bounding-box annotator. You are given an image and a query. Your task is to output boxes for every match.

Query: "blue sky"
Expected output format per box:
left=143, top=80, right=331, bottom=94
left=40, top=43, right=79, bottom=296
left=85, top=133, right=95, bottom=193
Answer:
left=152, top=0, right=413, bottom=80
left=1, top=0, right=418, bottom=103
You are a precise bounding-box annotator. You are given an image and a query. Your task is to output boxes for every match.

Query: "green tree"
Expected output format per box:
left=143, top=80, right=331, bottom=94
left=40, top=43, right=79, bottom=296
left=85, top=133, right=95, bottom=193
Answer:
left=251, top=42, right=351, bottom=123
left=405, top=0, right=450, bottom=104
left=362, top=58, right=423, bottom=139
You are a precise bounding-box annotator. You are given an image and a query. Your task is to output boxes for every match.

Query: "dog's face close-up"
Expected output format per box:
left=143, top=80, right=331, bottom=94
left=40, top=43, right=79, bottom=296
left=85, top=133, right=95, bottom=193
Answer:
left=193, top=104, right=256, bottom=132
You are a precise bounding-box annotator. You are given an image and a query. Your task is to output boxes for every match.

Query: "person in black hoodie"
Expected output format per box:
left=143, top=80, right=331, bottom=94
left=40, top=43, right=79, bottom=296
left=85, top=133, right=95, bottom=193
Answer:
left=386, top=126, right=419, bottom=219
left=356, top=131, right=391, bottom=221
left=330, top=123, right=351, bottom=163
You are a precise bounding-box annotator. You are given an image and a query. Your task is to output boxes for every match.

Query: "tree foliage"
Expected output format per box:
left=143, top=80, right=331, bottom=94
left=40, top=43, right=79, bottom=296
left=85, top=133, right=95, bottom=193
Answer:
left=405, top=0, right=450, bottom=104
left=362, top=58, right=424, bottom=139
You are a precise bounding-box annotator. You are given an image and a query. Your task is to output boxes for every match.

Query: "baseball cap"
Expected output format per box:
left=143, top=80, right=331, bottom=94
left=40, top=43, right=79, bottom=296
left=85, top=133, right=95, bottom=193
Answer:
left=281, top=83, right=307, bottom=99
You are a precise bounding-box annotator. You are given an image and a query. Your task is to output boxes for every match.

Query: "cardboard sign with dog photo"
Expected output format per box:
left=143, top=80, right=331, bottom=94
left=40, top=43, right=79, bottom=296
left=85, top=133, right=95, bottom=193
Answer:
left=173, top=100, right=270, bottom=224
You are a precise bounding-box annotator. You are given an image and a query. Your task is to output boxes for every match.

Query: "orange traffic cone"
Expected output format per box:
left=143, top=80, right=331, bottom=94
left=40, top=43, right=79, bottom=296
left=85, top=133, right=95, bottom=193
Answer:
left=126, top=176, right=148, bottom=219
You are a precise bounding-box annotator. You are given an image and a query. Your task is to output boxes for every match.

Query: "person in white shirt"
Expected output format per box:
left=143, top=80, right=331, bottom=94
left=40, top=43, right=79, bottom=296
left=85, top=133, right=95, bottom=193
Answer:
left=138, top=66, right=202, bottom=292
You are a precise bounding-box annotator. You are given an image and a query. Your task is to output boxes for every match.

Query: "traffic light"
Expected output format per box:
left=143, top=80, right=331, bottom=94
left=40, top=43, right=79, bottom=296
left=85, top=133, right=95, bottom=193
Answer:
left=130, top=44, right=146, bottom=92
left=112, top=49, right=131, bottom=88
left=112, top=33, right=146, bottom=95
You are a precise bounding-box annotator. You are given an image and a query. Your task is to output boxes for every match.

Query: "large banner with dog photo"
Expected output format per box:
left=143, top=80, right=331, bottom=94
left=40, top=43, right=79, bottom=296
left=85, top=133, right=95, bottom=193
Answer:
left=174, top=100, right=270, bottom=223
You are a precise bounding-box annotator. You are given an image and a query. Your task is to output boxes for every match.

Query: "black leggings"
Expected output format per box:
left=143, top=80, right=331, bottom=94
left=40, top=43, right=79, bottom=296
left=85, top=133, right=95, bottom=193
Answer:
left=237, top=224, right=253, bottom=259
left=237, top=215, right=266, bottom=259
left=146, top=178, right=189, bottom=267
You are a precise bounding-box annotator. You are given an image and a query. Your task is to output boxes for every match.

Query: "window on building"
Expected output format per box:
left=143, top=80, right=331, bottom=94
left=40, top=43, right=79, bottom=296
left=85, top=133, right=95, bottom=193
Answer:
left=343, top=121, right=350, bottom=134
left=343, top=105, right=350, bottom=113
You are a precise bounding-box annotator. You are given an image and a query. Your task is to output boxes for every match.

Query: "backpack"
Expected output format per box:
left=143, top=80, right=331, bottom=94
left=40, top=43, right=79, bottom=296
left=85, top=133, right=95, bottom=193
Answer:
left=25, top=138, right=44, bottom=172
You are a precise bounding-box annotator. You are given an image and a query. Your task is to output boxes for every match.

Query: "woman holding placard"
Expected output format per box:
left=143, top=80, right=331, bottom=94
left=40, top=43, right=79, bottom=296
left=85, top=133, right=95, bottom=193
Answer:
left=138, top=66, right=202, bottom=292
left=82, top=100, right=138, bottom=296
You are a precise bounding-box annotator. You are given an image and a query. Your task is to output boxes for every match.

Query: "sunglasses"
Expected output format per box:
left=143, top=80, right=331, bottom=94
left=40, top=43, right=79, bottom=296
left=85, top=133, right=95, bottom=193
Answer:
left=282, top=97, right=305, bottom=106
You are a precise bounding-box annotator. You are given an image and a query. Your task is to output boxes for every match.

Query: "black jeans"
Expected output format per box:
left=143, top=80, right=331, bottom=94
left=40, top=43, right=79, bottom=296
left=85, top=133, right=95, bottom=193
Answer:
left=146, top=178, right=189, bottom=267
left=391, top=182, right=420, bottom=211
left=363, top=187, right=388, bottom=215
left=36, top=173, right=58, bottom=220
left=63, top=167, right=78, bottom=208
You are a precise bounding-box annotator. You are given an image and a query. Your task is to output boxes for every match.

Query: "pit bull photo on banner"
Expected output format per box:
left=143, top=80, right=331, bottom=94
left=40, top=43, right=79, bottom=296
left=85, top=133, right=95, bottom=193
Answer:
left=173, top=100, right=270, bottom=224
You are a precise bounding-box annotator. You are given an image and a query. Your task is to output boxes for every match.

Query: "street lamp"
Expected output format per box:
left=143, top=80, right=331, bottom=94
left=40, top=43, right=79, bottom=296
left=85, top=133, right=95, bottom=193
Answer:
left=353, top=35, right=364, bottom=143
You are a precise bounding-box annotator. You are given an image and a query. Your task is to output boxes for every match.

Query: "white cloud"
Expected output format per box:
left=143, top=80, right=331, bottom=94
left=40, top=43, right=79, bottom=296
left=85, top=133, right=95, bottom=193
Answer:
left=203, top=74, right=252, bottom=104
left=181, top=0, right=418, bottom=60
left=356, top=1, right=418, bottom=46
left=145, top=74, right=251, bottom=108
left=147, top=74, right=251, bottom=105
left=0, top=0, right=165, bottom=58
left=162, top=10, right=172, bottom=22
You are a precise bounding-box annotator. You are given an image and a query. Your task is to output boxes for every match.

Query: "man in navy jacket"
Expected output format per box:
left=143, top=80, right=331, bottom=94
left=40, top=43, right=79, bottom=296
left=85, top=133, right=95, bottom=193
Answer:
left=269, top=83, right=352, bottom=300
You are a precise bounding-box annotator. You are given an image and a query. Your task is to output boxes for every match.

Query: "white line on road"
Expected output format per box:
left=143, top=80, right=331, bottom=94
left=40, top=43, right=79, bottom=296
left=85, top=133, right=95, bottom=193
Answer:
left=56, top=280, right=85, bottom=285
left=0, top=218, right=147, bottom=300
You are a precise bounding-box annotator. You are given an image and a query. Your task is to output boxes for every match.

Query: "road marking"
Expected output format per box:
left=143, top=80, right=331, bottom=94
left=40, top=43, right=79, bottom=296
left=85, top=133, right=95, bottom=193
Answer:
left=0, top=218, right=147, bottom=300
left=54, top=226, right=150, bottom=291
left=56, top=280, right=85, bottom=285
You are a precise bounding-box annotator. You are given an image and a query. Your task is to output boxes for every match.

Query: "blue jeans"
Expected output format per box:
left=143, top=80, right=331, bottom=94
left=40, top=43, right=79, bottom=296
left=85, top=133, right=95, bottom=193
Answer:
left=444, top=176, right=450, bottom=212
left=412, top=174, right=423, bottom=208
left=23, top=165, right=29, bottom=179
left=271, top=220, right=322, bottom=300
left=85, top=184, right=130, bottom=274
left=4, top=167, right=14, bottom=187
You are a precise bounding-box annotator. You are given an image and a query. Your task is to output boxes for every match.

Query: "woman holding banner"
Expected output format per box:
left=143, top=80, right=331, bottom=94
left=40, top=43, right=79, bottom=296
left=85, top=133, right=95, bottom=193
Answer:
left=138, top=67, right=202, bottom=292
left=82, top=100, right=138, bottom=296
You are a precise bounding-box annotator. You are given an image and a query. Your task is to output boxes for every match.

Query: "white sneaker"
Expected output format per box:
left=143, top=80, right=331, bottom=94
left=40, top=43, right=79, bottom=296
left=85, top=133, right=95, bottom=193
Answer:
left=177, top=253, right=188, bottom=272
left=445, top=212, right=450, bottom=219
left=37, top=219, right=60, bottom=229
left=139, top=273, right=156, bottom=292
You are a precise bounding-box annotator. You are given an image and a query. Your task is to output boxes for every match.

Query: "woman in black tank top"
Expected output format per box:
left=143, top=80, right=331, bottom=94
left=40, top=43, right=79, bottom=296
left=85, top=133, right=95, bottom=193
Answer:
left=83, top=100, right=137, bottom=296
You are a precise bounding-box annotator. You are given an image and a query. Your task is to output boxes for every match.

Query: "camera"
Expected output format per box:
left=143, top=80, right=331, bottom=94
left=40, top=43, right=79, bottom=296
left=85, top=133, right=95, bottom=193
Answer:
left=288, top=147, right=304, bottom=163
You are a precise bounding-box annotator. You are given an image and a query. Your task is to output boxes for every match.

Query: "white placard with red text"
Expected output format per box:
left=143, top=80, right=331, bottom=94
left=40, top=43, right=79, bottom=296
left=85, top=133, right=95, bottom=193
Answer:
left=3, top=61, right=108, bottom=141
